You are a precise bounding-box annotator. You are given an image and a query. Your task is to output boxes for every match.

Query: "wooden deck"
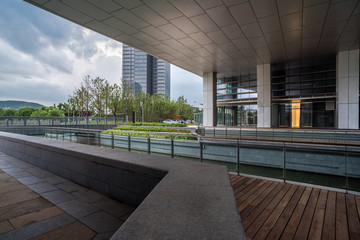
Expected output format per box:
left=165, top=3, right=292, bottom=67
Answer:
left=230, top=175, right=360, bottom=240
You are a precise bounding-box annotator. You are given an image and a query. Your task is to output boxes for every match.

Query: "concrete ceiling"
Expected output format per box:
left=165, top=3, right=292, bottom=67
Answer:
left=25, top=0, right=360, bottom=77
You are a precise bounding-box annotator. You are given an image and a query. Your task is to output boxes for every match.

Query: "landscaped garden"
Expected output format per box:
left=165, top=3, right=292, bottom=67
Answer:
left=102, top=122, right=197, bottom=140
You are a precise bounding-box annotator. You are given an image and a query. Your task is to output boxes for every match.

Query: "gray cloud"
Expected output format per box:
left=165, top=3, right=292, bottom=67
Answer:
left=0, top=0, right=202, bottom=107
left=171, top=65, right=202, bottom=107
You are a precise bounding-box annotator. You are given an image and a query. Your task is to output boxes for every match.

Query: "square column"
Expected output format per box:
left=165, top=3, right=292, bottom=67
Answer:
left=336, top=49, right=359, bottom=129
left=203, top=72, right=217, bottom=126
left=257, top=64, right=271, bottom=128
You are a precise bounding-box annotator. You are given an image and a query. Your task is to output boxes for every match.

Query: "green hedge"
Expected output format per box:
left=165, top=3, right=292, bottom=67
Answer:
left=125, top=122, right=187, bottom=127
left=113, top=126, right=190, bottom=133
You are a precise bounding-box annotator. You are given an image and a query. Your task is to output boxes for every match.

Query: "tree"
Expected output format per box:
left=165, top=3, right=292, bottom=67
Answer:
left=90, top=77, right=106, bottom=119
left=15, top=106, right=36, bottom=117
left=109, top=84, right=122, bottom=119
left=0, top=108, right=16, bottom=116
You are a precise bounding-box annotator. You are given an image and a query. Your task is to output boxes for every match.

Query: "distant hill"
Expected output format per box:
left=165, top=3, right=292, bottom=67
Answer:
left=0, top=100, right=43, bottom=109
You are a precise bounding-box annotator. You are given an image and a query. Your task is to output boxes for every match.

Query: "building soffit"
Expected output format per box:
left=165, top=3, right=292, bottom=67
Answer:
left=25, top=0, right=360, bottom=77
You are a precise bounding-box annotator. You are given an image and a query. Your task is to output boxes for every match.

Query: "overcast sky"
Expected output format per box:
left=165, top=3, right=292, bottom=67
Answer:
left=0, top=0, right=203, bottom=107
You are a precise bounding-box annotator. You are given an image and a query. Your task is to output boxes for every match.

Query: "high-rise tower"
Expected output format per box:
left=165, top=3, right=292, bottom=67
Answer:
left=122, top=45, right=170, bottom=98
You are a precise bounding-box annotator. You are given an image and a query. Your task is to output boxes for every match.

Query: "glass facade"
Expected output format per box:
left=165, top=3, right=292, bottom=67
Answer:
left=217, top=74, right=257, bottom=127
left=122, top=45, right=170, bottom=98
left=217, top=73, right=257, bottom=102
left=271, top=60, right=336, bottom=128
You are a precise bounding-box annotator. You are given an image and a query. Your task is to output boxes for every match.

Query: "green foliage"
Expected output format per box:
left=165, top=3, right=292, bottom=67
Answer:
left=15, top=106, right=37, bottom=117
left=0, top=108, right=16, bottom=116
left=127, top=122, right=187, bottom=127
left=48, top=108, right=65, bottom=117
left=68, top=76, right=195, bottom=122
left=113, top=126, right=190, bottom=133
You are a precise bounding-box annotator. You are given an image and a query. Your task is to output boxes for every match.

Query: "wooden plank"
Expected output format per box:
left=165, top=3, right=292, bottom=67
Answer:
left=233, top=177, right=256, bottom=195
left=236, top=180, right=267, bottom=206
left=266, top=186, right=305, bottom=240
left=293, top=188, right=320, bottom=240
left=354, top=196, right=360, bottom=223
left=252, top=184, right=298, bottom=240
left=232, top=176, right=249, bottom=189
left=346, top=194, right=360, bottom=240
left=244, top=184, right=291, bottom=235
left=322, top=191, right=336, bottom=240
left=230, top=174, right=242, bottom=183
left=240, top=182, right=280, bottom=219
left=308, top=189, right=328, bottom=240
left=234, top=179, right=262, bottom=199
left=237, top=181, right=273, bottom=213
left=280, top=187, right=312, bottom=240
left=336, top=192, right=349, bottom=240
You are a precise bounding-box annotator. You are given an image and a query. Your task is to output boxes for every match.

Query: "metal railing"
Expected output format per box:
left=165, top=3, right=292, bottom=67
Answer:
left=0, top=116, right=127, bottom=127
left=197, top=127, right=360, bottom=146
left=42, top=127, right=360, bottom=193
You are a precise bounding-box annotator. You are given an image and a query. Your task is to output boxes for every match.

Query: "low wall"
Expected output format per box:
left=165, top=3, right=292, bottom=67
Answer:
left=0, top=132, right=246, bottom=240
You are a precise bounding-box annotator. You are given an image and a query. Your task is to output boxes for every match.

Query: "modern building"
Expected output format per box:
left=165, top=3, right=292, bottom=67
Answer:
left=26, top=0, right=360, bottom=129
left=122, top=44, right=170, bottom=98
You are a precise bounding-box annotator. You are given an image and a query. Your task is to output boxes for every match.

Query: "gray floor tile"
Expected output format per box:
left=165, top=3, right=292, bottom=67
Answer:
left=0, top=213, right=76, bottom=240
left=28, top=182, right=58, bottom=194
left=7, top=171, right=32, bottom=179
left=56, top=181, right=86, bottom=193
left=80, top=211, right=123, bottom=233
left=17, top=176, right=43, bottom=185
left=42, top=190, right=75, bottom=204
left=43, top=175, right=68, bottom=185
left=72, top=190, right=106, bottom=203
left=57, top=199, right=100, bottom=219
left=92, top=198, right=135, bottom=218
left=91, top=231, right=116, bottom=240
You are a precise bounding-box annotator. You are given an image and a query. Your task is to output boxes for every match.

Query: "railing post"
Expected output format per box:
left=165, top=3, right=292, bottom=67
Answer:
left=237, top=140, right=240, bottom=176
left=86, top=117, right=89, bottom=125
left=283, top=143, right=286, bottom=183
left=147, top=137, right=151, bottom=154
left=111, top=132, right=114, bottom=149
left=128, top=135, right=131, bottom=152
left=225, top=128, right=227, bottom=139
left=23, top=117, right=26, bottom=126
left=200, top=140, right=203, bottom=162
left=6, top=119, right=9, bottom=126
left=96, top=118, right=98, bottom=125
left=97, top=132, right=101, bottom=147
left=171, top=138, right=174, bottom=158
left=51, top=118, right=54, bottom=126
left=345, top=146, right=348, bottom=191
left=38, top=118, right=40, bottom=126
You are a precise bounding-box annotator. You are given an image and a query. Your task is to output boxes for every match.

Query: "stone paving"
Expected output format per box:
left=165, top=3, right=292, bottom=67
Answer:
left=0, top=151, right=135, bottom=240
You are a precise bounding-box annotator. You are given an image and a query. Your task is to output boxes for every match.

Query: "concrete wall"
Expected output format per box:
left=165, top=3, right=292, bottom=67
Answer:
left=0, top=132, right=246, bottom=240
left=203, top=72, right=217, bottom=127
left=336, top=49, right=359, bottom=129
left=257, top=64, right=271, bottom=128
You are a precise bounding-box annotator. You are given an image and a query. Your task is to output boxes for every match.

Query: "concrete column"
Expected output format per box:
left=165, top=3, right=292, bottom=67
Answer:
left=336, top=49, right=359, bottom=129
left=203, top=72, right=217, bottom=126
left=257, top=64, right=271, bottom=128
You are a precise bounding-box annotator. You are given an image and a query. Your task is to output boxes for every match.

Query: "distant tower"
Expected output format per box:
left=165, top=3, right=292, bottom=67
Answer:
left=122, top=45, right=170, bottom=98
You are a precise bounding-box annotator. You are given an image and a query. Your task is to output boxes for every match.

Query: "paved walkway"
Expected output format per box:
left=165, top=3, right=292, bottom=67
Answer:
left=231, top=174, right=360, bottom=240
left=0, top=152, right=134, bottom=240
